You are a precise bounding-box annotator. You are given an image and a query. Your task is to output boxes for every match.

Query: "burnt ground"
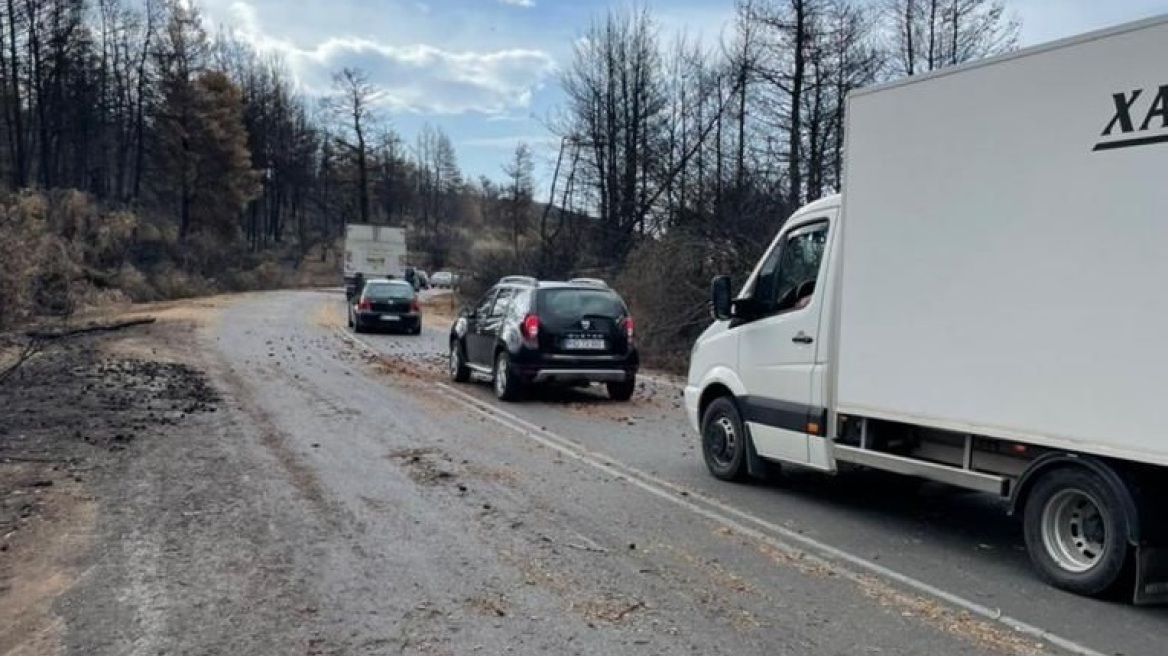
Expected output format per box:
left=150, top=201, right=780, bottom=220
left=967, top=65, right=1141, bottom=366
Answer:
left=0, top=324, right=221, bottom=655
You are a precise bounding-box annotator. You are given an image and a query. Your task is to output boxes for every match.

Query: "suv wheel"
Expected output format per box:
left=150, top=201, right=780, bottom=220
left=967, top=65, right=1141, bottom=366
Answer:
left=493, top=351, right=522, bottom=401
left=606, top=376, right=636, bottom=402
left=449, top=340, right=470, bottom=383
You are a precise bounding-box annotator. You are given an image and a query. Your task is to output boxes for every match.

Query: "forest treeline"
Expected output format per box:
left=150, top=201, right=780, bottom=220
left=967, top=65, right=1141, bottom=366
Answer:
left=0, top=0, right=1018, bottom=366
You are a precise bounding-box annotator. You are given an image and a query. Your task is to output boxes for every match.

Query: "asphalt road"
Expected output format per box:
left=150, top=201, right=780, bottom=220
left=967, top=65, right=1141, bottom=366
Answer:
left=63, top=289, right=1168, bottom=655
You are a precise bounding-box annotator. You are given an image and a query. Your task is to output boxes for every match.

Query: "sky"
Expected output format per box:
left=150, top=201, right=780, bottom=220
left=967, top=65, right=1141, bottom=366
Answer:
left=198, top=0, right=1168, bottom=192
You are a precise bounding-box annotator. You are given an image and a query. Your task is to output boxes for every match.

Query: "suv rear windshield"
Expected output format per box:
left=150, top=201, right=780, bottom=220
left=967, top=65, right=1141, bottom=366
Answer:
left=537, top=288, right=626, bottom=325
left=365, top=282, right=413, bottom=300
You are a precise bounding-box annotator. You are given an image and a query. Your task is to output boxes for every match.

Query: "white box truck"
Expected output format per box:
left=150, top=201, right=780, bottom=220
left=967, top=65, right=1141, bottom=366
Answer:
left=343, top=224, right=407, bottom=296
left=684, top=14, right=1168, bottom=603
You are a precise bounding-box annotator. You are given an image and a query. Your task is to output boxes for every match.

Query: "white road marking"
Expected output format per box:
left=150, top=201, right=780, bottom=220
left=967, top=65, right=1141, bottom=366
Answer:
left=335, top=328, right=382, bottom=358
left=332, top=315, right=1103, bottom=656
left=432, top=381, right=1107, bottom=656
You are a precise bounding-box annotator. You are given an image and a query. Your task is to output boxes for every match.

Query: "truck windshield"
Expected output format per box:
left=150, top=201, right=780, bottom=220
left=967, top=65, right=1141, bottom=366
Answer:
left=752, top=222, right=829, bottom=311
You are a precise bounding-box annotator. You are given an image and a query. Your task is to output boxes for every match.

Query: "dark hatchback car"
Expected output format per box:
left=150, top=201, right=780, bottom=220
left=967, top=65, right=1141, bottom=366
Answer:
left=348, top=279, right=422, bottom=334
left=448, top=276, right=638, bottom=402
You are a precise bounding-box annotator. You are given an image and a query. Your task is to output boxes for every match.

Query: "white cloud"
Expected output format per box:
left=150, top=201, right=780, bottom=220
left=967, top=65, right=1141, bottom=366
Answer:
left=486, top=113, right=533, bottom=122
left=460, top=135, right=558, bottom=149
left=498, top=0, right=536, bottom=7
left=223, top=1, right=556, bottom=115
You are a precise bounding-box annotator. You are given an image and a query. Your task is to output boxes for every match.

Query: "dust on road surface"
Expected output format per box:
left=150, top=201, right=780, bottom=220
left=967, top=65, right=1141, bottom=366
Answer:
left=0, top=289, right=1152, bottom=656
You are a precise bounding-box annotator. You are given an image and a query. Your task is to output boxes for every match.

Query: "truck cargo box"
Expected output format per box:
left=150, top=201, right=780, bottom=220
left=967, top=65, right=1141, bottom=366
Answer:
left=835, top=16, right=1168, bottom=465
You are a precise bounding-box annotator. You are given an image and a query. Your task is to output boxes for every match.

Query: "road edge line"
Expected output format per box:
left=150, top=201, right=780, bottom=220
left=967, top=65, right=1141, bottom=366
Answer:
left=433, top=381, right=1107, bottom=656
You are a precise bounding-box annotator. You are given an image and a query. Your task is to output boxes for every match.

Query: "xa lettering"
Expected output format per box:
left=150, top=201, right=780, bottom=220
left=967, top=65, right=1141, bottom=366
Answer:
left=1139, top=85, right=1168, bottom=131
left=1102, top=89, right=1142, bottom=136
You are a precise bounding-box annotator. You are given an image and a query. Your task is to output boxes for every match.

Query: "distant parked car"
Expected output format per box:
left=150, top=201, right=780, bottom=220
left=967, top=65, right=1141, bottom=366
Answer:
left=431, top=271, right=454, bottom=288
left=348, top=279, right=422, bottom=334
left=448, top=275, right=638, bottom=402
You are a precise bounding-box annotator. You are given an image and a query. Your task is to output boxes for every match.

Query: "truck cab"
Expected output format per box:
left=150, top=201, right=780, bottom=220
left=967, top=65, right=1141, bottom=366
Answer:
left=685, top=195, right=841, bottom=474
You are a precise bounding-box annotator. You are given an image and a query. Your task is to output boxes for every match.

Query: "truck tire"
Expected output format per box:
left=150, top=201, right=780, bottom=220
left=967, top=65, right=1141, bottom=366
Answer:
left=449, top=340, right=470, bottom=383
left=701, top=396, right=749, bottom=482
left=493, top=351, right=523, bottom=402
left=1023, top=467, right=1131, bottom=597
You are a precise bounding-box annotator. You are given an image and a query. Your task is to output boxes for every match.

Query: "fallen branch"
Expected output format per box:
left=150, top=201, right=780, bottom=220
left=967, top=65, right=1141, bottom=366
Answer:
left=612, top=600, right=645, bottom=621
left=566, top=542, right=609, bottom=554
left=0, top=454, right=63, bottom=464
left=25, top=317, right=156, bottom=341
left=0, top=338, right=41, bottom=386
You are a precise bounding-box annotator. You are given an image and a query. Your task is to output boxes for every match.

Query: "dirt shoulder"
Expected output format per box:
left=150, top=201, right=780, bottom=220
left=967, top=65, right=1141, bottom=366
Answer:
left=0, top=298, right=232, bottom=656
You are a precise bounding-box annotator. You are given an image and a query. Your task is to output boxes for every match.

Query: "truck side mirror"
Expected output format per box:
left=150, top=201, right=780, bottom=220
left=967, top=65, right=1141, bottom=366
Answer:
left=711, top=276, right=733, bottom=321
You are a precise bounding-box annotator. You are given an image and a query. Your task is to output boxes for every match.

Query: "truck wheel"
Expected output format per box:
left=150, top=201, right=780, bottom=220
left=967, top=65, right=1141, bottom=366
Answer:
left=701, top=397, right=749, bottom=482
left=449, top=341, right=470, bottom=383
left=1023, top=467, right=1131, bottom=596
left=493, top=351, right=522, bottom=401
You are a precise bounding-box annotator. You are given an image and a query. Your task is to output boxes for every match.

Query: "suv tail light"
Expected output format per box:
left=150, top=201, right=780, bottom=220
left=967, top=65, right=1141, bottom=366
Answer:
left=622, top=316, right=634, bottom=345
left=357, top=299, right=371, bottom=311
left=520, top=313, right=540, bottom=345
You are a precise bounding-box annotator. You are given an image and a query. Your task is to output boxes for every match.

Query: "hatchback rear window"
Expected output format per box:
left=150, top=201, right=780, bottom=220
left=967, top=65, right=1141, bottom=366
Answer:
left=365, top=283, right=413, bottom=300
left=538, top=288, right=625, bottom=323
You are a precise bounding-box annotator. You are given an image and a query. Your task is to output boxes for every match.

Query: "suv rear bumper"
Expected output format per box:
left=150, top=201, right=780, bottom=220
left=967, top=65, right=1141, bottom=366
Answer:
left=511, top=350, right=639, bottom=385
left=531, top=368, right=630, bottom=383
left=354, top=310, right=420, bottom=330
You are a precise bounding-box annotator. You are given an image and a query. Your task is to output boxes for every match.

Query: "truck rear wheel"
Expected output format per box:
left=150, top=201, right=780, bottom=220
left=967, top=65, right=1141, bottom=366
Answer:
left=701, top=397, right=749, bottom=482
left=1023, top=467, right=1131, bottom=596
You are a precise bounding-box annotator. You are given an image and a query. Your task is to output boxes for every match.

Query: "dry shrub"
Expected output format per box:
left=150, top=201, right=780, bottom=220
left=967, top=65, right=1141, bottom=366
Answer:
left=252, top=260, right=287, bottom=288
left=0, top=187, right=351, bottom=328
left=0, top=193, right=79, bottom=328
left=115, top=263, right=157, bottom=302
left=461, top=247, right=537, bottom=302
left=150, top=262, right=216, bottom=299
left=615, top=232, right=721, bottom=373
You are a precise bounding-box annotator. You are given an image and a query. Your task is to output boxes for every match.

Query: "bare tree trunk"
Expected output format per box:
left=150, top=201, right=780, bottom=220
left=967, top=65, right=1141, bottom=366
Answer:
left=6, top=0, right=26, bottom=187
left=787, top=0, right=807, bottom=210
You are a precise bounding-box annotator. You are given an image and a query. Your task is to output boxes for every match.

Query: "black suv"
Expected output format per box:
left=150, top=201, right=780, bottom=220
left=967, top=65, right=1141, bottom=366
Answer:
left=448, top=276, right=639, bottom=402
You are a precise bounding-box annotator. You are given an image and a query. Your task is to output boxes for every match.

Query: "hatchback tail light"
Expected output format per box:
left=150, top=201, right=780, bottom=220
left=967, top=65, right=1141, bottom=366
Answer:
left=622, top=316, right=634, bottom=345
left=520, top=313, right=540, bottom=345
left=410, top=298, right=420, bottom=313
left=357, top=299, right=371, bottom=311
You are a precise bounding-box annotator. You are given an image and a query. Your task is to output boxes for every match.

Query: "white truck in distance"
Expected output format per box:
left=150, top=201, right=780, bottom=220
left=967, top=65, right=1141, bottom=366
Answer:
left=344, top=224, right=407, bottom=295
left=685, top=14, right=1168, bottom=604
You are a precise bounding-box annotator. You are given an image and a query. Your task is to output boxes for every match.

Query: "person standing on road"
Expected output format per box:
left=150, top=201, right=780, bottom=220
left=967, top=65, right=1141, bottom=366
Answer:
left=351, top=272, right=365, bottom=301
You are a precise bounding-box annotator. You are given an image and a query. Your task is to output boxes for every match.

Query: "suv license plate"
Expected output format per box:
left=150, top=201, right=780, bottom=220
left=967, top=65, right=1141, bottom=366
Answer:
left=564, top=338, right=606, bottom=350
left=381, top=314, right=400, bottom=322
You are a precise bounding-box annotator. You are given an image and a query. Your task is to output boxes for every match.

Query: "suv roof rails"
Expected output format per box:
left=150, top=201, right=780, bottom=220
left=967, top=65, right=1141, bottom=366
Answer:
left=499, top=275, right=539, bottom=286
left=568, top=277, right=608, bottom=287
